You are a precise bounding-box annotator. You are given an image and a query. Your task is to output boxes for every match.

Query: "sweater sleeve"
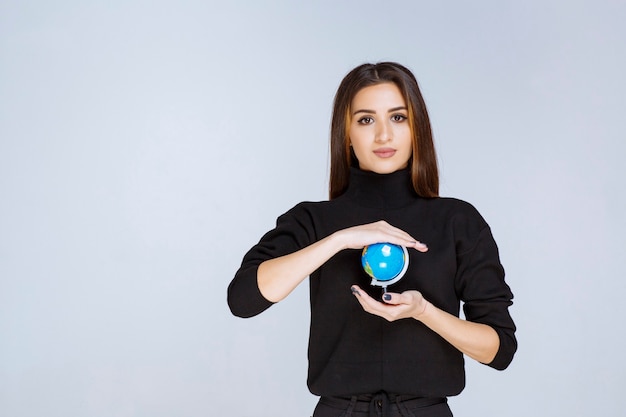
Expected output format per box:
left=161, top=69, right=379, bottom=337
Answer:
left=453, top=206, right=517, bottom=370
left=227, top=203, right=317, bottom=318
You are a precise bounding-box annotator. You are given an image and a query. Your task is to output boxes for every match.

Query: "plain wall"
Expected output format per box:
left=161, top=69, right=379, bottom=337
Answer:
left=1, top=1, right=625, bottom=416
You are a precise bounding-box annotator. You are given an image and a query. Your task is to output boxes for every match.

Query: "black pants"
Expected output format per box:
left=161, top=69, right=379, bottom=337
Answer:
left=312, top=392, right=453, bottom=417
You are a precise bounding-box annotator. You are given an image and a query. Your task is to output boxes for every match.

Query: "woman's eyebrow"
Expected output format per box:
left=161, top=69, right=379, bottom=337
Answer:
left=352, top=106, right=407, bottom=116
left=352, top=108, right=375, bottom=116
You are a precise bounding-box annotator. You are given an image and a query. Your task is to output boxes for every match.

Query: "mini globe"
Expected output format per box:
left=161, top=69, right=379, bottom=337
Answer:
left=361, top=243, right=409, bottom=289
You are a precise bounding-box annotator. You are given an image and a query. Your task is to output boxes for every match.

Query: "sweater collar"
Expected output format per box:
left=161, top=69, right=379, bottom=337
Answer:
left=342, top=167, right=418, bottom=209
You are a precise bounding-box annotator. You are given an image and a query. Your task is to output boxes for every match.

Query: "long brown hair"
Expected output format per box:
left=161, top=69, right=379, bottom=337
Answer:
left=329, top=62, right=439, bottom=199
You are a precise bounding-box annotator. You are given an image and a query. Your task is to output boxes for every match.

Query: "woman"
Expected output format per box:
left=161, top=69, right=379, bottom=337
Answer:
left=227, top=62, right=516, bottom=417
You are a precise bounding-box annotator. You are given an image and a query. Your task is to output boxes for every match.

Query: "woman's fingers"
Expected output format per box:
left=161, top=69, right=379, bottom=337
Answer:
left=341, top=221, right=428, bottom=251
left=350, top=286, right=426, bottom=321
left=349, top=286, right=410, bottom=321
left=408, top=240, right=429, bottom=252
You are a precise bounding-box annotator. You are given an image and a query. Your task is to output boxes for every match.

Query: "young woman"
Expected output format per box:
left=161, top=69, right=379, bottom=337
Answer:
left=227, top=62, right=516, bottom=417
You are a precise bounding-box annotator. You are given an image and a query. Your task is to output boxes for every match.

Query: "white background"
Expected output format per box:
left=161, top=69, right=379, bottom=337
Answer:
left=1, top=1, right=625, bottom=416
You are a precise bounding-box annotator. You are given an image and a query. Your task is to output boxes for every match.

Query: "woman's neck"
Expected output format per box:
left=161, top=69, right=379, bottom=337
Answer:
left=341, top=167, right=418, bottom=209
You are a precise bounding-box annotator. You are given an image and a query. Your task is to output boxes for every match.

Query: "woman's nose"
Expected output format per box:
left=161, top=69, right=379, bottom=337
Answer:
left=375, top=120, right=392, bottom=143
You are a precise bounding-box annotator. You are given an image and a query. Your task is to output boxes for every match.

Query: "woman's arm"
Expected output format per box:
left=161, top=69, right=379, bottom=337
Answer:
left=257, top=221, right=428, bottom=303
left=418, top=300, right=499, bottom=364
left=350, top=287, right=499, bottom=364
left=257, top=233, right=343, bottom=302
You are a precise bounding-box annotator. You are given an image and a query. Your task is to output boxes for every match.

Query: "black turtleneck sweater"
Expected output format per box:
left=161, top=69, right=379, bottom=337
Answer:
left=227, top=168, right=516, bottom=398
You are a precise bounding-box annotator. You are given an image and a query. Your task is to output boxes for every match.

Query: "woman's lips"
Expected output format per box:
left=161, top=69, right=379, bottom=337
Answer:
left=373, top=148, right=396, bottom=158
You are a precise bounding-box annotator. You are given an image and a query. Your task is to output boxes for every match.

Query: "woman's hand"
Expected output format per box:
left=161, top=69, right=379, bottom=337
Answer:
left=336, top=220, right=428, bottom=252
left=350, top=285, right=429, bottom=321
left=350, top=284, right=500, bottom=364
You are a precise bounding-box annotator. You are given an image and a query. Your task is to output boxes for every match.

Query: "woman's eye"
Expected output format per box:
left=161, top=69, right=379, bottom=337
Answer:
left=357, top=117, right=374, bottom=124
left=391, top=114, right=407, bottom=122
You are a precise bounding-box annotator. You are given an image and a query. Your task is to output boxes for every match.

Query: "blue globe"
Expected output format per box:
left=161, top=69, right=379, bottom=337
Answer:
left=361, top=243, right=408, bottom=282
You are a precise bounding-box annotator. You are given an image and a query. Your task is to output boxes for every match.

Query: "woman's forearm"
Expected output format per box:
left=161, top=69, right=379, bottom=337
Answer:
left=416, top=302, right=500, bottom=364
left=257, top=232, right=346, bottom=302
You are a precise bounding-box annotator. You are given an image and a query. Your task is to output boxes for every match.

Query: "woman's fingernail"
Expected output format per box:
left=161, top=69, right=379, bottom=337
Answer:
left=383, top=293, right=392, bottom=301
left=351, top=286, right=361, bottom=296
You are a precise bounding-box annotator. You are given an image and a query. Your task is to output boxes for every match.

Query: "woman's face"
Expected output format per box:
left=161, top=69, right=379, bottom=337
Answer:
left=348, top=82, right=412, bottom=174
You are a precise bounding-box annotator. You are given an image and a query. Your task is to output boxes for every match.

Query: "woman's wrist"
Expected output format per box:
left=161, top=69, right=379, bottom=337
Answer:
left=329, top=229, right=350, bottom=251
left=414, top=300, right=430, bottom=321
